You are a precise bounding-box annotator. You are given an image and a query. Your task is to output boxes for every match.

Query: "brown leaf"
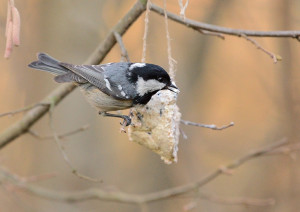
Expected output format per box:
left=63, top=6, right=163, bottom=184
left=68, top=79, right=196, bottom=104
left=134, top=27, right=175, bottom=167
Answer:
left=4, top=21, right=13, bottom=59
left=5, top=1, right=11, bottom=37
left=12, top=6, right=21, bottom=46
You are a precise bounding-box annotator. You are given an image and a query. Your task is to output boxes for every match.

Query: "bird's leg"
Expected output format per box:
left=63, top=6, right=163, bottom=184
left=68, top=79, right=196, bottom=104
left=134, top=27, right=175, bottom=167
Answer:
left=99, top=112, right=131, bottom=126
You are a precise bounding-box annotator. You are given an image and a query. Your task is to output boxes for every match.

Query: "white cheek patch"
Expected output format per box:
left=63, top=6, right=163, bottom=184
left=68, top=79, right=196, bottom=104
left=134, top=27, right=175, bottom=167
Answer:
left=136, top=77, right=166, bottom=96
left=129, top=63, right=146, bottom=71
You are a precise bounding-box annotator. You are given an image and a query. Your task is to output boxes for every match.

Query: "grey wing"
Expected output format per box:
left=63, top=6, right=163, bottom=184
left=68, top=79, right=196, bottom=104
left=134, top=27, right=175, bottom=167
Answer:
left=54, top=73, right=88, bottom=83
left=59, top=63, right=134, bottom=100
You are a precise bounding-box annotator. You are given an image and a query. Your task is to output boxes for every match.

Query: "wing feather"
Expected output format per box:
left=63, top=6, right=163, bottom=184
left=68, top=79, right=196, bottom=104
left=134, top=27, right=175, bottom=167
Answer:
left=59, top=63, right=131, bottom=100
left=54, top=72, right=87, bottom=83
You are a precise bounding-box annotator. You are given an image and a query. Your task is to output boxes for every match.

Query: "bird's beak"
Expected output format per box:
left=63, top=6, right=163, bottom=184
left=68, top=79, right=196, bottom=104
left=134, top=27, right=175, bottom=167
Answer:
left=167, top=82, right=180, bottom=93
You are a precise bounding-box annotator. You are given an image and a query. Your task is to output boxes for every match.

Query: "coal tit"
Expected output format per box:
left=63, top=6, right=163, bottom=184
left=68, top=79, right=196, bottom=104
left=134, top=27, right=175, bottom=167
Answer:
left=28, top=53, right=179, bottom=125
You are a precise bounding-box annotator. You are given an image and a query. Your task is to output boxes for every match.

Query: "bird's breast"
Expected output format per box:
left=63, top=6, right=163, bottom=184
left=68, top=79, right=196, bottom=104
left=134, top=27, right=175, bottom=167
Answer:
left=79, top=84, right=133, bottom=112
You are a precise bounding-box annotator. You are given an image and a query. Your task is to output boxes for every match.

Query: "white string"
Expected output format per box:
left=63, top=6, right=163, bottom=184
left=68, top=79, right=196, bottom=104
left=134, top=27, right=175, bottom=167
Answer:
left=163, top=0, right=177, bottom=80
left=141, top=0, right=152, bottom=63
left=178, top=0, right=190, bottom=20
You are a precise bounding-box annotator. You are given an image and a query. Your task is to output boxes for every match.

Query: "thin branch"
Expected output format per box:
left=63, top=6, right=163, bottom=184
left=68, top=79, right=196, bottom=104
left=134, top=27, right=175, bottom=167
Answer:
left=0, top=103, right=49, bottom=118
left=0, top=85, right=75, bottom=149
left=195, top=29, right=225, bottom=39
left=28, top=124, right=89, bottom=140
left=0, top=139, right=289, bottom=204
left=184, top=193, right=275, bottom=210
left=150, top=4, right=290, bottom=62
left=0, top=0, right=148, bottom=149
left=181, top=120, right=234, bottom=130
left=1, top=168, right=56, bottom=184
left=179, top=128, right=188, bottom=140
left=47, top=105, right=102, bottom=183
left=198, top=193, right=275, bottom=207
left=150, top=4, right=300, bottom=39
left=265, top=142, right=300, bottom=157
left=136, top=138, right=288, bottom=203
left=241, top=34, right=282, bottom=63
left=114, top=32, right=131, bottom=62
left=85, top=1, right=147, bottom=65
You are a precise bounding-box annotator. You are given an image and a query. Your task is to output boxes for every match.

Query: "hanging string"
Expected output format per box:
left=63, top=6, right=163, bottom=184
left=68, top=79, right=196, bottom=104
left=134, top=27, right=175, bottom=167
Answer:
left=178, top=0, right=190, bottom=20
left=163, top=0, right=177, bottom=80
left=141, top=0, right=152, bottom=63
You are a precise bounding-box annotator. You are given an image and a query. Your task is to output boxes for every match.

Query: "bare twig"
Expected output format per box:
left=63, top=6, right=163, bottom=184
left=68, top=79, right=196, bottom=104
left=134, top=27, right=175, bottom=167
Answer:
left=150, top=4, right=300, bottom=39
left=179, top=128, right=188, bottom=140
left=47, top=105, right=102, bottom=183
left=265, top=142, right=300, bottom=157
left=114, top=32, right=130, bottom=62
left=241, top=34, right=282, bottom=63
left=21, top=173, right=56, bottom=183
left=150, top=4, right=290, bottom=62
left=0, top=103, right=49, bottom=118
left=85, top=1, right=147, bottom=65
left=28, top=124, right=89, bottom=140
left=0, top=84, right=76, bottom=149
left=0, top=139, right=289, bottom=204
left=183, top=194, right=274, bottom=211
left=0, top=0, right=148, bottom=149
left=0, top=166, right=55, bottom=184
left=198, top=193, right=275, bottom=207
left=181, top=120, right=234, bottom=130
left=195, top=29, right=225, bottom=39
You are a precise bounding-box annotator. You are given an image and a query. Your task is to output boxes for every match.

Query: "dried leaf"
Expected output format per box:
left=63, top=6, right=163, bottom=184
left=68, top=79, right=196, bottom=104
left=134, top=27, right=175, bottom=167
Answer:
left=5, top=1, right=11, bottom=37
left=12, top=6, right=21, bottom=46
left=4, top=21, right=13, bottom=59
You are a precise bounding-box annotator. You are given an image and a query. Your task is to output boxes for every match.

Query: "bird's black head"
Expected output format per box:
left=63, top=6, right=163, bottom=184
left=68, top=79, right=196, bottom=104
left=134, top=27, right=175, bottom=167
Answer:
left=128, top=63, right=179, bottom=105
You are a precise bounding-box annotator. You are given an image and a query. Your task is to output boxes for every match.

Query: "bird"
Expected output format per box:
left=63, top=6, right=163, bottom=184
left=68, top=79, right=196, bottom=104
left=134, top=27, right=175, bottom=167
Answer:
left=28, top=53, right=179, bottom=126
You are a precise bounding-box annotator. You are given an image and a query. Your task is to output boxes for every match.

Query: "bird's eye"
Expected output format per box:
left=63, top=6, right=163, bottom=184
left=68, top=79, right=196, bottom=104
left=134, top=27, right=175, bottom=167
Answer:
left=158, top=77, right=164, bottom=82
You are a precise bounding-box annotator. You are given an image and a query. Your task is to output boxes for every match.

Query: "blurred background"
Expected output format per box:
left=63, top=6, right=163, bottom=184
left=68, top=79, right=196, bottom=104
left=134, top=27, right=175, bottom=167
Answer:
left=0, top=0, right=300, bottom=211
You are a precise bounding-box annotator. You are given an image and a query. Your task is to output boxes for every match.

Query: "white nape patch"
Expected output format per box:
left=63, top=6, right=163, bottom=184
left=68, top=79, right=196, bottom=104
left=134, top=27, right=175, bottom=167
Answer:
left=129, top=63, right=146, bottom=71
left=136, top=77, right=165, bottom=96
left=118, top=85, right=123, bottom=90
left=104, top=77, right=112, bottom=91
left=121, top=91, right=126, bottom=96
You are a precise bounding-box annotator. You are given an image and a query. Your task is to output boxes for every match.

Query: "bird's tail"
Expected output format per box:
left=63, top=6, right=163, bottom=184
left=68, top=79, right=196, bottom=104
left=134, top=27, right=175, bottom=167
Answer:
left=28, top=53, right=69, bottom=75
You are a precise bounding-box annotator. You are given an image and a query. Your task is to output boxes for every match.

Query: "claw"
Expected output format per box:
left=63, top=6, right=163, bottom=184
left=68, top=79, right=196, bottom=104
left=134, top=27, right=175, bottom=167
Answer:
left=123, top=116, right=131, bottom=126
left=99, top=112, right=131, bottom=126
